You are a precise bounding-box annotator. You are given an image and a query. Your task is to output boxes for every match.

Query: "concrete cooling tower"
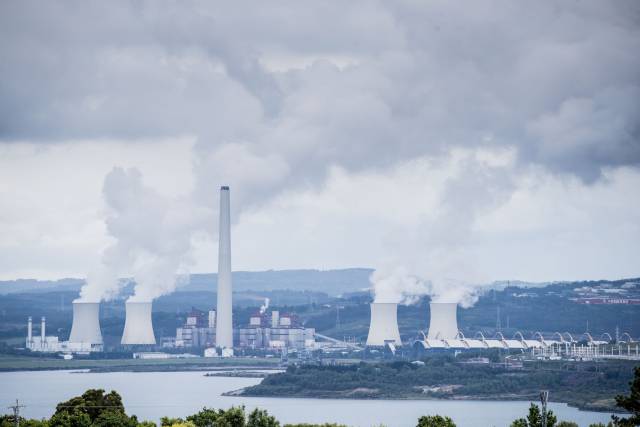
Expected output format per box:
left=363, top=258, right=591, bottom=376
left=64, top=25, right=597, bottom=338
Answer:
left=69, top=301, right=103, bottom=345
left=216, top=186, right=233, bottom=348
left=427, top=302, right=459, bottom=339
left=121, top=301, right=156, bottom=345
left=366, top=302, right=402, bottom=346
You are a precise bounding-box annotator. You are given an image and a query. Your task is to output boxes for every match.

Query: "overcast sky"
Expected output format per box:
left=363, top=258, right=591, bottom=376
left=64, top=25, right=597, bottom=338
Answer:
left=0, top=1, right=639, bottom=285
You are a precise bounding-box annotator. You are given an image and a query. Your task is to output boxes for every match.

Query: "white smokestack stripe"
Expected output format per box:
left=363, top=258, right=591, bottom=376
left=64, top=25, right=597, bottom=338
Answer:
left=216, top=186, right=233, bottom=348
left=427, top=302, right=459, bottom=340
left=69, top=301, right=103, bottom=344
left=121, top=301, right=156, bottom=345
left=366, top=302, right=402, bottom=346
left=27, top=317, right=32, bottom=346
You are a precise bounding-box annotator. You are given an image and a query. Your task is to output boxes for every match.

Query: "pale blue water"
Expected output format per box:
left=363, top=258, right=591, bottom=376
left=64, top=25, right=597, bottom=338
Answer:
left=1, top=370, right=615, bottom=427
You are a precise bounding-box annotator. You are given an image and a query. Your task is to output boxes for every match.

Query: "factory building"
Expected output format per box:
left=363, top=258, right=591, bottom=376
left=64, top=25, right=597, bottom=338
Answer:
left=25, top=316, right=60, bottom=352
left=175, top=308, right=216, bottom=348
left=25, top=316, right=102, bottom=353
left=239, top=310, right=315, bottom=350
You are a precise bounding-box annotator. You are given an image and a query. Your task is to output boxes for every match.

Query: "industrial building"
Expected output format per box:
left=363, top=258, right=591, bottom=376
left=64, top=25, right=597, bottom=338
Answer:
left=26, top=315, right=103, bottom=353
left=25, top=316, right=60, bottom=352
left=175, top=308, right=216, bottom=348
left=239, top=310, right=315, bottom=350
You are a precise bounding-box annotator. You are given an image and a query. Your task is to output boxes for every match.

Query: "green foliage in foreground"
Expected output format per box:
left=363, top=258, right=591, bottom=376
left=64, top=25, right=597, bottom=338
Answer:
left=2, top=368, right=639, bottom=427
left=416, top=415, right=456, bottom=427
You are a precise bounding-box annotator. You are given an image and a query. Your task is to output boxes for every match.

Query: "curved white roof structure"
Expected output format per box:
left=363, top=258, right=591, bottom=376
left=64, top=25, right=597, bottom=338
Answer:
left=502, top=339, right=525, bottom=349
left=484, top=339, right=506, bottom=349
left=121, top=301, right=156, bottom=345
left=427, top=302, right=458, bottom=340
left=462, top=339, right=487, bottom=349
left=366, top=302, right=402, bottom=346
left=444, top=339, right=467, bottom=349
left=423, top=339, right=447, bottom=348
left=69, top=301, right=103, bottom=345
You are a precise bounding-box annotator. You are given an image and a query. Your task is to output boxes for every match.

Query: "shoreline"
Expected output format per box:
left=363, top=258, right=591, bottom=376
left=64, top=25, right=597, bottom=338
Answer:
left=231, top=388, right=626, bottom=414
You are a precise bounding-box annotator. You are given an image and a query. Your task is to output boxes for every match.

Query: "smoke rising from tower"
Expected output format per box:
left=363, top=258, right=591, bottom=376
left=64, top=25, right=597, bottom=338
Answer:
left=370, top=151, right=513, bottom=307
left=79, top=167, right=205, bottom=303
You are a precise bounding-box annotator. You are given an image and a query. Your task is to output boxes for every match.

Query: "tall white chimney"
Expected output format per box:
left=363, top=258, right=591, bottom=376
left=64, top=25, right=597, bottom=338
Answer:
left=427, top=302, right=459, bottom=340
left=69, top=301, right=103, bottom=345
left=121, top=301, right=156, bottom=345
left=366, top=302, right=402, bottom=346
left=216, top=186, right=233, bottom=348
left=41, top=316, right=46, bottom=343
left=27, top=316, right=32, bottom=348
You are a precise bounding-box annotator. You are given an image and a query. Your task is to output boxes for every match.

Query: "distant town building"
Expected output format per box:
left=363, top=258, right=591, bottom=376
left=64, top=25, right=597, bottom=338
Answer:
left=239, top=310, right=315, bottom=350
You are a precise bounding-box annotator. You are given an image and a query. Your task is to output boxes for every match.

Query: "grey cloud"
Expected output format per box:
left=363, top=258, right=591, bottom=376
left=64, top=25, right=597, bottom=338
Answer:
left=1, top=0, right=638, bottom=187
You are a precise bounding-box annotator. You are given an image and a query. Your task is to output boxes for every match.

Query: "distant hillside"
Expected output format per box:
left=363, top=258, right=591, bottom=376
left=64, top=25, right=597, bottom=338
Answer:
left=0, top=268, right=374, bottom=296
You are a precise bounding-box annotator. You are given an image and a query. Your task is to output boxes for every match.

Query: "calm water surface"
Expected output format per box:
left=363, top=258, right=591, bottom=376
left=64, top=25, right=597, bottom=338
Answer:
left=1, top=370, right=615, bottom=427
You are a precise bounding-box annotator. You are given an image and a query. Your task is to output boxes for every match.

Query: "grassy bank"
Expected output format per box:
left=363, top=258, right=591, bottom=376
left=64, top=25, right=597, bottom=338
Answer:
left=0, top=354, right=280, bottom=372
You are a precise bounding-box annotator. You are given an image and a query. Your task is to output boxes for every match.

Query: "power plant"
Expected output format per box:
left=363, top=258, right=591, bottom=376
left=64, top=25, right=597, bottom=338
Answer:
left=427, top=302, right=459, bottom=339
left=366, top=302, right=402, bottom=346
left=216, top=186, right=233, bottom=349
left=121, top=300, right=156, bottom=345
left=69, top=301, right=103, bottom=346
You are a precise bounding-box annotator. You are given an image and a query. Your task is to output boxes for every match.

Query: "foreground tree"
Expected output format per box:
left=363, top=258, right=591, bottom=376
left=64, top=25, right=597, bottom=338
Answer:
left=611, top=366, right=640, bottom=427
left=510, top=403, right=557, bottom=427
left=0, top=415, right=49, bottom=427
left=416, top=415, right=456, bottom=427
left=48, top=389, right=138, bottom=427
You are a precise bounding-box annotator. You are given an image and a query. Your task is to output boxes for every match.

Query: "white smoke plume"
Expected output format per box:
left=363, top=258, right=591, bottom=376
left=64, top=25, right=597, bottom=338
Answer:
left=370, top=150, right=515, bottom=307
left=259, top=298, right=270, bottom=314
left=78, top=167, right=205, bottom=302
left=23, top=2, right=633, bottom=302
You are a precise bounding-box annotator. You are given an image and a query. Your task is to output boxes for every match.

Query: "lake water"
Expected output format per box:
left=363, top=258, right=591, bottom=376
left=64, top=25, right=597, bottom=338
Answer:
left=1, top=370, right=615, bottom=427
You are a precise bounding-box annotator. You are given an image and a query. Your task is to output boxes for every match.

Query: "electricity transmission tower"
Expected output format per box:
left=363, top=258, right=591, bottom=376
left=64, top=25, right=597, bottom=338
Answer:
left=8, top=399, right=25, bottom=427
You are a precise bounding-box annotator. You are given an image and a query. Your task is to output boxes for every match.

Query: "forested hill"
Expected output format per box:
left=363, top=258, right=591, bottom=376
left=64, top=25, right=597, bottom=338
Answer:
left=0, top=268, right=373, bottom=296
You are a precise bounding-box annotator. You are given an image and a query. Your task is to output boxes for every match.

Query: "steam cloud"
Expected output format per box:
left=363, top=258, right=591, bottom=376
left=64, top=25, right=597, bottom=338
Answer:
left=78, top=167, right=204, bottom=302
left=3, top=2, right=637, bottom=301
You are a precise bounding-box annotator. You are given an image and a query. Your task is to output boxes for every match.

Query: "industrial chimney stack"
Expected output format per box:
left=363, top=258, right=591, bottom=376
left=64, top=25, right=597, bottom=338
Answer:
left=216, top=186, right=233, bottom=348
left=366, top=302, right=402, bottom=346
left=427, top=302, right=459, bottom=340
left=121, top=301, right=156, bottom=345
left=27, top=316, right=33, bottom=348
left=69, top=301, right=103, bottom=345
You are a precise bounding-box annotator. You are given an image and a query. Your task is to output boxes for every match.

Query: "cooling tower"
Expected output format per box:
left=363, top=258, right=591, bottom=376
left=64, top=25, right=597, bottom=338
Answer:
left=366, top=302, right=402, bottom=346
left=216, top=186, right=233, bottom=348
left=69, top=301, right=103, bottom=344
left=121, top=301, right=156, bottom=345
left=427, top=302, right=459, bottom=339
